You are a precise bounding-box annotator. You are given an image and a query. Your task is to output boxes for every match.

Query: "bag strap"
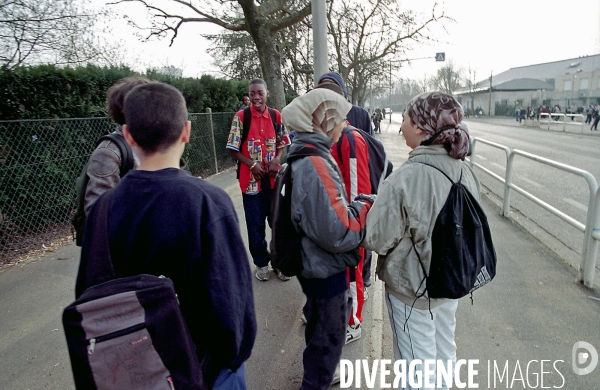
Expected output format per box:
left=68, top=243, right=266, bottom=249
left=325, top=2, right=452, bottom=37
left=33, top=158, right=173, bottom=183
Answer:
left=99, top=132, right=134, bottom=177
left=417, top=162, right=463, bottom=184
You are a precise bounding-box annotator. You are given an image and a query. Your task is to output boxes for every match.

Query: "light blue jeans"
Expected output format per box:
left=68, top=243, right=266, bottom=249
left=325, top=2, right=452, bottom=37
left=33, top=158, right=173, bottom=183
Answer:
left=385, top=293, right=458, bottom=389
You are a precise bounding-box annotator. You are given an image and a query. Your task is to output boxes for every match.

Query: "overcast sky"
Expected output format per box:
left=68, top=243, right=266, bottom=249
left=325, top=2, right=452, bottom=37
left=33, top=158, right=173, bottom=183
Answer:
left=109, top=0, right=600, bottom=84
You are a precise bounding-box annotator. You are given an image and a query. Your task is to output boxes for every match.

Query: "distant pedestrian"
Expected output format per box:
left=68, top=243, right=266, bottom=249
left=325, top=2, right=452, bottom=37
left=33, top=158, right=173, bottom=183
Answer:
left=239, top=95, right=250, bottom=111
left=373, top=108, right=383, bottom=133
left=591, top=106, right=600, bottom=131
left=515, top=106, right=520, bottom=122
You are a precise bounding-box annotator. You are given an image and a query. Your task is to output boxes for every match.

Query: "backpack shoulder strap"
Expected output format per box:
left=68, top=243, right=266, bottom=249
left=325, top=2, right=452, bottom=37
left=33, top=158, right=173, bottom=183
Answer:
left=268, top=107, right=278, bottom=127
left=241, top=107, right=252, bottom=146
left=417, top=162, right=460, bottom=184
left=100, top=132, right=134, bottom=177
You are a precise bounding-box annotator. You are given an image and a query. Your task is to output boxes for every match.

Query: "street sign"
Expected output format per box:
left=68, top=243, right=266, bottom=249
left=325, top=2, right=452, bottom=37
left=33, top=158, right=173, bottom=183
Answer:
left=435, top=52, right=445, bottom=62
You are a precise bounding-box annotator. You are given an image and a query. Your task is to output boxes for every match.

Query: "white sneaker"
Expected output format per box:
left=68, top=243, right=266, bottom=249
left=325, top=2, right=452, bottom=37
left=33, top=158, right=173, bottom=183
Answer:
left=255, top=266, right=269, bottom=281
left=346, top=324, right=361, bottom=344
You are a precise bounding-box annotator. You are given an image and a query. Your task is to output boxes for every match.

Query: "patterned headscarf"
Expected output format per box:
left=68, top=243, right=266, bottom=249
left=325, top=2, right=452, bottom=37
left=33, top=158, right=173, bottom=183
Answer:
left=406, top=91, right=470, bottom=159
left=281, top=89, right=351, bottom=139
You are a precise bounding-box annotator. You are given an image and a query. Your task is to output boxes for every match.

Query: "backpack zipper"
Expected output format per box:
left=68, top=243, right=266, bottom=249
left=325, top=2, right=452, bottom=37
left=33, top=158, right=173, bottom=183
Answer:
left=87, top=323, right=146, bottom=354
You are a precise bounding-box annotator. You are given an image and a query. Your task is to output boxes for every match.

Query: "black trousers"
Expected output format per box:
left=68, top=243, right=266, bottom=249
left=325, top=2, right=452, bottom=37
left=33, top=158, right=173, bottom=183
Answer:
left=300, top=290, right=351, bottom=390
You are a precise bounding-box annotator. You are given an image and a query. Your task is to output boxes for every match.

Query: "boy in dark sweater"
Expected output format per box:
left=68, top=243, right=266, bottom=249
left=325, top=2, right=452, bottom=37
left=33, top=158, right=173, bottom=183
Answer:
left=75, top=82, right=256, bottom=389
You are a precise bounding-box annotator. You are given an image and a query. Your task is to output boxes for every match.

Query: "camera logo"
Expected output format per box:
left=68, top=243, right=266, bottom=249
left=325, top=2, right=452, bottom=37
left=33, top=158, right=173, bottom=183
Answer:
left=572, top=341, right=598, bottom=375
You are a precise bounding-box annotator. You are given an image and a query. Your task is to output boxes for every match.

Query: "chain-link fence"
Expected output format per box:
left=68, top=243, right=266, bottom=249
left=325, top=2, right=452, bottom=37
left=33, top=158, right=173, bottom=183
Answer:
left=0, top=112, right=236, bottom=265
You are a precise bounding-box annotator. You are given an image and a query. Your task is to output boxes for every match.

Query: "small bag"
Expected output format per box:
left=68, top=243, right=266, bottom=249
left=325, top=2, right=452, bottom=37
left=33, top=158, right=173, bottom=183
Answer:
left=63, top=191, right=203, bottom=389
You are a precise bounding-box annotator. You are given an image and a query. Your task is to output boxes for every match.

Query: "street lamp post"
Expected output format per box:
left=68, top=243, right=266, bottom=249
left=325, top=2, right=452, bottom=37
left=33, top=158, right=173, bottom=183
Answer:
left=389, top=60, right=392, bottom=123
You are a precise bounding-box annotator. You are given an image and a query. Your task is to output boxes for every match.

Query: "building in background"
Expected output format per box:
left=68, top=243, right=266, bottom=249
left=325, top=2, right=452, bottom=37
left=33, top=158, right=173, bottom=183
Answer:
left=454, top=54, right=600, bottom=116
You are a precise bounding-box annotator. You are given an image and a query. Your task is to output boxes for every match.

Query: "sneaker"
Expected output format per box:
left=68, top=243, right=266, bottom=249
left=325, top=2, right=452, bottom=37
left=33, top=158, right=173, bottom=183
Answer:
left=301, top=314, right=307, bottom=325
left=346, top=324, right=361, bottom=344
left=363, top=286, right=369, bottom=301
left=255, top=266, right=269, bottom=281
left=275, top=269, right=291, bottom=281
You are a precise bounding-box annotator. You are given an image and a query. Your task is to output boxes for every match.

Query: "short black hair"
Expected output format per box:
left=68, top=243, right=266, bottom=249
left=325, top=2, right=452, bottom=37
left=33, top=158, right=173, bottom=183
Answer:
left=249, top=78, right=268, bottom=90
left=123, top=83, right=188, bottom=154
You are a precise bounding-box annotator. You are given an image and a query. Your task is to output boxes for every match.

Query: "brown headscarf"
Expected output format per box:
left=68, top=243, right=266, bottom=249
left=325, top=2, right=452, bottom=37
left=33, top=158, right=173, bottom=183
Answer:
left=406, top=91, right=470, bottom=159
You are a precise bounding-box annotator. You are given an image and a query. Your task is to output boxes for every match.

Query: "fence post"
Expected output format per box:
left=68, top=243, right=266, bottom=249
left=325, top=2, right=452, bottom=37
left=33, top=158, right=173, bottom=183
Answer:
left=206, top=108, right=219, bottom=175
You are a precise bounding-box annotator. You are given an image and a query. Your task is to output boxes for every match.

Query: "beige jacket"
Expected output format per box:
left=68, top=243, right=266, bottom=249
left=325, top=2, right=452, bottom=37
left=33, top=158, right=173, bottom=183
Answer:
left=362, top=145, right=481, bottom=310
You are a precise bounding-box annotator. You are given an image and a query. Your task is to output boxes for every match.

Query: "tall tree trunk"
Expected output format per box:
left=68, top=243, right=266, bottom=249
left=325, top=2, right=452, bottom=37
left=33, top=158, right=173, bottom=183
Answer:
left=240, top=0, right=286, bottom=110
left=255, top=33, right=285, bottom=110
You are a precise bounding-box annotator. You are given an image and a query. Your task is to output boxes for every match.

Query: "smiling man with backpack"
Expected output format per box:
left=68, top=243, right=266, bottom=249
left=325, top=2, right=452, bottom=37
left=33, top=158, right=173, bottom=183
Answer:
left=226, top=78, right=291, bottom=282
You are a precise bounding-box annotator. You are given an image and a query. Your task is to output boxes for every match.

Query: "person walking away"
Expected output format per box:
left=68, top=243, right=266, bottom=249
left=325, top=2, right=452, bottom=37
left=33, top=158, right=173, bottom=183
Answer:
left=373, top=108, right=383, bottom=133
left=591, top=105, right=600, bottom=131
left=226, top=78, right=291, bottom=281
left=75, top=82, right=257, bottom=389
left=363, top=92, right=478, bottom=389
left=585, top=104, right=593, bottom=124
left=281, top=88, right=375, bottom=389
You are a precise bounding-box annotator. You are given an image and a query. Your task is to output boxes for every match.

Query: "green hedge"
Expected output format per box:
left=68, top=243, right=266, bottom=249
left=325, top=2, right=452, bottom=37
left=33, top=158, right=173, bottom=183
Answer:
left=0, top=64, right=250, bottom=120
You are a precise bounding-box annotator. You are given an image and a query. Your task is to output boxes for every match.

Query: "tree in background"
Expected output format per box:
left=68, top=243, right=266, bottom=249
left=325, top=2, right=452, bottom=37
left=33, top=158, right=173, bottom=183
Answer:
left=327, top=0, right=450, bottom=105
left=0, top=0, right=124, bottom=69
left=430, top=60, right=464, bottom=95
left=204, top=18, right=313, bottom=97
left=114, top=0, right=312, bottom=110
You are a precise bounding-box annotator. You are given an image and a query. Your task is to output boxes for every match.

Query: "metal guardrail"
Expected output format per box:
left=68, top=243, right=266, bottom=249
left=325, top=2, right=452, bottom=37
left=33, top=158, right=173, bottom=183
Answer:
left=470, top=137, right=599, bottom=288
left=539, top=113, right=585, bottom=133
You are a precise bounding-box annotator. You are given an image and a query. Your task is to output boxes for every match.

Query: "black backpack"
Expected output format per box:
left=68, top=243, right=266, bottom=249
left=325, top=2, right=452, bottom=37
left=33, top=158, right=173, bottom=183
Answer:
left=269, top=146, right=329, bottom=277
left=63, top=191, right=203, bottom=389
left=71, top=132, right=134, bottom=246
left=413, top=163, right=497, bottom=300
left=336, top=126, right=393, bottom=194
left=235, top=107, right=279, bottom=178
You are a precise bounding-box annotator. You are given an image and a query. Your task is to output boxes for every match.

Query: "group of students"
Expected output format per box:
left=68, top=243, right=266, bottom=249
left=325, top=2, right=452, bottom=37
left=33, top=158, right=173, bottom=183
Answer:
left=74, top=72, right=478, bottom=390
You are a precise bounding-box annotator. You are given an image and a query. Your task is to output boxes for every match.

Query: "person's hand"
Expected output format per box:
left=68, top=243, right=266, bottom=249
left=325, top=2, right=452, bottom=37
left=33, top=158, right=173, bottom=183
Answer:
left=267, top=156, right=280, bottom=177
left=250, top=162, right=266, bottom=180
left=355, top=194, right=377, bottom=205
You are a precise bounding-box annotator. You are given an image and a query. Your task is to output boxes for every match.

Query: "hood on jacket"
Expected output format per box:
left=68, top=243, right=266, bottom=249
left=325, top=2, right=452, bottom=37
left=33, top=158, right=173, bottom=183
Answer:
left=281, top=88, right=351, bottom=139
left=318, top=72, right=348, bottom=100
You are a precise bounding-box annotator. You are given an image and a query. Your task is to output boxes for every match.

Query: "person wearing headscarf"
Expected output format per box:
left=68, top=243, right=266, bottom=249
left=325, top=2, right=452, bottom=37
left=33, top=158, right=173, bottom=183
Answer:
left=363, top=92, right=480, bottom=389
left=281, top=88, right=375, bottom=389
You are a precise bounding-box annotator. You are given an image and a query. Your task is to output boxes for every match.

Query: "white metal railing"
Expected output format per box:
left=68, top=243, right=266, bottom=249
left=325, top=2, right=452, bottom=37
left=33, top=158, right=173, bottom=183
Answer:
left=470, top=137, right=599, bottom=288
left=539, top=113, right=585, bottom=133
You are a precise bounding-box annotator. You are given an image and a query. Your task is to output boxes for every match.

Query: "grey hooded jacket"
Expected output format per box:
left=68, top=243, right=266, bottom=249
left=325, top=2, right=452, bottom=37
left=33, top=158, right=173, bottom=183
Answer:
left=289, top=133, right=372, bottom=280
left=362, top=145, right=481, bottom=310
